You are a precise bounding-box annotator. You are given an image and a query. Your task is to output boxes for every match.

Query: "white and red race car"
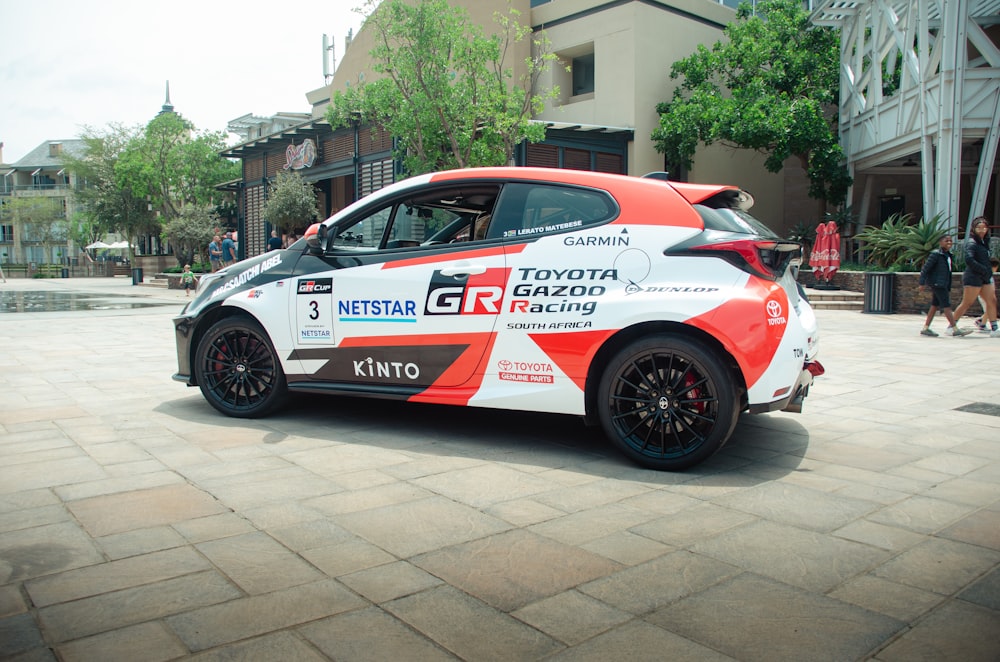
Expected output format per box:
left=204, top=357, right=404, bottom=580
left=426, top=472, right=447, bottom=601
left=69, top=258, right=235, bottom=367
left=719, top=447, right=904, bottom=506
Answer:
left=173, top=167, right=822, bottom=470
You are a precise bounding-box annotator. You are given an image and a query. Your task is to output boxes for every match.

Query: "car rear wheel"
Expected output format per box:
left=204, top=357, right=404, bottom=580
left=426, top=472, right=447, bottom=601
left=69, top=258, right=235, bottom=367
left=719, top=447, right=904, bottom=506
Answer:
left=598, top=335, right=738, bottom=470
left=195, top=317, right=287, bottom=418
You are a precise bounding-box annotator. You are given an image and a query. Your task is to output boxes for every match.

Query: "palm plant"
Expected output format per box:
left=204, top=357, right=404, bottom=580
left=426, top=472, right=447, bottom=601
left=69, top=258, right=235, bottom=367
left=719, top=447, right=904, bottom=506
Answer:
left=855, top=213, right=914, bottom=269
left=897, top=214, right=948, bottom=270
left=786, top=220, right=817, bottom=256
left=854, top=213, right=950, bottom=270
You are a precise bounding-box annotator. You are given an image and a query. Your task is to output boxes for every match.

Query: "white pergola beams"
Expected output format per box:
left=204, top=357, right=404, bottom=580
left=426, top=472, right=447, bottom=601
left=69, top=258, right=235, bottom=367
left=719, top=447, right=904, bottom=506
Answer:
left=811, top=0, right=1000, bottom=233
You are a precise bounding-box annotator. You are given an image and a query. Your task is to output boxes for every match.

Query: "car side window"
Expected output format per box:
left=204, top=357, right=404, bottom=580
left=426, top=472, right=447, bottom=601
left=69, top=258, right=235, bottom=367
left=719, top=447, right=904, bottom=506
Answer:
left=330, top=205, right=393, bottom=251
left=329, top=185, right=503, bottom=252
left=490, top=183, right=616, bottom=240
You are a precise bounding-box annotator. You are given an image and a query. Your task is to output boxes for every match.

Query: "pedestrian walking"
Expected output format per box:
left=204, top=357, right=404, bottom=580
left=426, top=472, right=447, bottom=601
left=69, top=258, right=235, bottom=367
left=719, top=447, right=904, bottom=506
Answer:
left=973, top=257, right=1000, bottom=332
left=918, top=235, right=972, bottom=336
left=952, top=217, right=999, bottom=336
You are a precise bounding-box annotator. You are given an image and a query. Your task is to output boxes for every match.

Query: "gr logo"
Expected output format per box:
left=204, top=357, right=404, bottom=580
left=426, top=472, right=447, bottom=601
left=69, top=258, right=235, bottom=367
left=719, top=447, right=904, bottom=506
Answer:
left=424, top=267, right=510, bottom=315
left=297, top=278, right=333, bottom=295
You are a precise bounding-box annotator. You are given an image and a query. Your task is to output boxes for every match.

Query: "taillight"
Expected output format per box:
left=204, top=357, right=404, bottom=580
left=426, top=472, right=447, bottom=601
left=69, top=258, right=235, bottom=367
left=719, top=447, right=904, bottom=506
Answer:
left=684, top=239, right=802, bottom=280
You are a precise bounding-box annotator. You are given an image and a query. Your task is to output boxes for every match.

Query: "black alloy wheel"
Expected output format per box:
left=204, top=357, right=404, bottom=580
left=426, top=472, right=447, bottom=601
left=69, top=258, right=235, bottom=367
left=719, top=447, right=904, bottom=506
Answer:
left=195, top=317, right=287, bottom=418
left=598, top=335, right=738, bottom=470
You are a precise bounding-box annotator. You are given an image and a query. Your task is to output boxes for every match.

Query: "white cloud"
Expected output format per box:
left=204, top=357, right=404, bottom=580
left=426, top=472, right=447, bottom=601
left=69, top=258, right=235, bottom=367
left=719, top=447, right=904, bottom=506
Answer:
left=0, top=0, right=366, bottom=162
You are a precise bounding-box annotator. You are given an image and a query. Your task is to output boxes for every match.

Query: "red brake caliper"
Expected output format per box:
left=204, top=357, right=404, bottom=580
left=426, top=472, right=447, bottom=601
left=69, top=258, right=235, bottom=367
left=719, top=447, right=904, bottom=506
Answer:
left=684, top=372, right=705, bottom=414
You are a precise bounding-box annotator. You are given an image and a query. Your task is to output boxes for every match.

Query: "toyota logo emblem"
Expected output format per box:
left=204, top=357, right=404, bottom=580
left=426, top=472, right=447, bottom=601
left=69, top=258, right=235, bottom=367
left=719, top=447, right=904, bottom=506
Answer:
left=766, top=300, right=782, bottom=318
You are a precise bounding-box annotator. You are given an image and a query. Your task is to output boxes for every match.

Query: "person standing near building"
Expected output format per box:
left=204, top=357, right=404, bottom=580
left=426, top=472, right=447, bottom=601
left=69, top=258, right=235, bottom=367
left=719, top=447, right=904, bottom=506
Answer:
left=221, top=231, right=237, bottom=267
left=918, top=235, right=971, bottom=336
left=208, top=235, right=222, bottom=271
left=952, top=217, right=1000, bottom=336
left=267, top=230, right=283, bottom=251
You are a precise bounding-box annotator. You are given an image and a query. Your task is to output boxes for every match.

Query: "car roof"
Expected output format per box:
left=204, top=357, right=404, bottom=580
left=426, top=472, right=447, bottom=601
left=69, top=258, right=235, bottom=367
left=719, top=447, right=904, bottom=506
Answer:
left=323, top=167, right=742, bottom=230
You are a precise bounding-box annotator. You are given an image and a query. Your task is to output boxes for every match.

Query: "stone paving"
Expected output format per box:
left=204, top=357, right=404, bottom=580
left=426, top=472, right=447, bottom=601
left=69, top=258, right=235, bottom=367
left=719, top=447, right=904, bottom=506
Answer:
left=1, top=276, right=998, bottom=661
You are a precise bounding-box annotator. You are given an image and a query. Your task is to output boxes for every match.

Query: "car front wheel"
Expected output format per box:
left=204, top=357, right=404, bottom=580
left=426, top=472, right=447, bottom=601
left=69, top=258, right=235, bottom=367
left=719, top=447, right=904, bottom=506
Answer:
left=598, top=335, right=738, bottom=470
left=195, top=317, right=287, bottom=418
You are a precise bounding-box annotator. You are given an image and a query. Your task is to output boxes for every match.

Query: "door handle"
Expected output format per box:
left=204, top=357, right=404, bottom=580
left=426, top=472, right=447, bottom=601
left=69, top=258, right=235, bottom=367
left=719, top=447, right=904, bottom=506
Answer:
left=439, top=264, right=487, bottom=277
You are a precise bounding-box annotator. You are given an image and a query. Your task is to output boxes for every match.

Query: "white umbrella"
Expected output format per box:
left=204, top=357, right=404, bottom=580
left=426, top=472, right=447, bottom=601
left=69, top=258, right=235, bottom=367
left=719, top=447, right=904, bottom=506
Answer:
left=85, top=241, right=110, bottom=249
left=107, top=241, right=131, bottom=249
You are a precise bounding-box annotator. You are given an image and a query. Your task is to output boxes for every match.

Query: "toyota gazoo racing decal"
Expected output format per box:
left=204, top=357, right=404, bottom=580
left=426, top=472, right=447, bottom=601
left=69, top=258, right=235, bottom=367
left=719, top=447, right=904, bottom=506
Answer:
left=424, top=268, right=511, bottom=316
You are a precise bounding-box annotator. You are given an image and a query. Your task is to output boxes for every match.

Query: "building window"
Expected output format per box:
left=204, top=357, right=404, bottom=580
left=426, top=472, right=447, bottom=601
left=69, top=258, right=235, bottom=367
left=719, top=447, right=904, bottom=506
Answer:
left=572, top=53, right=595, bottom=96
left=0, top=224, right=13, bottom=242
left=32, top=173, right=55, bottom=189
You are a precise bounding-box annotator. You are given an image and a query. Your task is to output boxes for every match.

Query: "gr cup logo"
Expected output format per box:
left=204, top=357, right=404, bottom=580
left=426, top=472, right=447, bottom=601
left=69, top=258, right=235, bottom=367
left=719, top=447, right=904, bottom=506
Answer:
left=424, top=268, right=510, bottom=315
left=298, top=278, right=333, bottom=295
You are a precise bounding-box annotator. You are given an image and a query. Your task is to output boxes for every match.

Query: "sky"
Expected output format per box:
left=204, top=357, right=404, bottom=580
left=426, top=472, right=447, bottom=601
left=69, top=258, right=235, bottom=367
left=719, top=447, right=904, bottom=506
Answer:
left=0, top=0, right=367, bottom=163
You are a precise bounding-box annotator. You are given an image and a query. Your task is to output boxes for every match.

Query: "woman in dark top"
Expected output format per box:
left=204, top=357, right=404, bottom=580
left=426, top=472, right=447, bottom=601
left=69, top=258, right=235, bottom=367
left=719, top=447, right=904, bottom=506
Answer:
left=953, top=217, right=999, bottom=336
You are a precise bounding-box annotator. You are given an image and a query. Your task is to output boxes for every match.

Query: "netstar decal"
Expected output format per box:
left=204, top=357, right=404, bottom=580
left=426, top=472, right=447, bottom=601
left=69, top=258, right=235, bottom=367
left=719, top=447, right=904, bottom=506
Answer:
left=425, top=268, right=510, bottom=315
left=338, top=299, right=417, bottom=322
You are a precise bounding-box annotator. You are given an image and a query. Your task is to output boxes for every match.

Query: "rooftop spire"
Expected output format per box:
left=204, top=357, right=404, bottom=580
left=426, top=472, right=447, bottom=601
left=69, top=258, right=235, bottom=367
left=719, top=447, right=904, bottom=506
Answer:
left=159, top=81, right=174, bottom=115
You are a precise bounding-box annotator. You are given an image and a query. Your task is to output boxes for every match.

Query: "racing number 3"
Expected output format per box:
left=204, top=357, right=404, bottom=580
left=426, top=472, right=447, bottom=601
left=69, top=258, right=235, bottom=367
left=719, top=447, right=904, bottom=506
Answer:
left=297, top=278, right=334, bottom=344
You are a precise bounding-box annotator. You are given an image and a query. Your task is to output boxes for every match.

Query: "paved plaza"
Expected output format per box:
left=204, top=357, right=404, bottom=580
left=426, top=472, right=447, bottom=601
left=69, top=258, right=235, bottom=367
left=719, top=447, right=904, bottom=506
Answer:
left=1, top=276, right=999, bottom=661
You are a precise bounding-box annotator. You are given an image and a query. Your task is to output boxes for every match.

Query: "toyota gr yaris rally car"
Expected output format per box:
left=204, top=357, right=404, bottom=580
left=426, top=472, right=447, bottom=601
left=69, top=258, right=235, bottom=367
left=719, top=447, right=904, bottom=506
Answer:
left=173, top=167, right=822, bottom=470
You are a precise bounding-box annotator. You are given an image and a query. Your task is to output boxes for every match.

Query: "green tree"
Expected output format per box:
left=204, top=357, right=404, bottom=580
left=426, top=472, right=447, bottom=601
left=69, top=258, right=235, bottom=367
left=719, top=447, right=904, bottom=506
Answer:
left=1, top=197, right=68, bottom=259
left=63, top=124, right=155, bottom=255
left=652, top=0, right=850, bottom=205
left=116, top=112, right=238, bottom=219
left=261, top=171, right=320, bottom=234
left=161, top=204, right=219, bottom=268
left=327, top=0, right=559, bottom=175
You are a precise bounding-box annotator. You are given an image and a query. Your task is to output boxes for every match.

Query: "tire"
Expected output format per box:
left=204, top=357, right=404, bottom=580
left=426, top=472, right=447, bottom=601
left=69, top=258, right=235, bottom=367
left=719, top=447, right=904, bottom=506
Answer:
left=194, top=317, right=287, bottom=418
left=597, top=335, right=738, bottom=470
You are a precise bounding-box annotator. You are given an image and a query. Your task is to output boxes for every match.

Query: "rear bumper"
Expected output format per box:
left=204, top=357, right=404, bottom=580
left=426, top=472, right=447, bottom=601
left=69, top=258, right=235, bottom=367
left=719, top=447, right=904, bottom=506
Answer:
left=749, top=360, right=824, bottom=414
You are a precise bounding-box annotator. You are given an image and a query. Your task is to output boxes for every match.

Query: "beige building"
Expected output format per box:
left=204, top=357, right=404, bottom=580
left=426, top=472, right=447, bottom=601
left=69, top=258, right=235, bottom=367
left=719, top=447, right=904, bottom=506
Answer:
left=0, top=140, right=84, bottom=266
left=315, top=0, right=791, bottom=228
left=226, top=0, right=807, bottom=258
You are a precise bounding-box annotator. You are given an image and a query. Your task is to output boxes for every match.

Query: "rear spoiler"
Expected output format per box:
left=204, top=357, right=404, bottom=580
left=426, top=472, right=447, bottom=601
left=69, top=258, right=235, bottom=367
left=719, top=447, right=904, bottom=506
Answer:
left=642, top=172, right=754, bottom=211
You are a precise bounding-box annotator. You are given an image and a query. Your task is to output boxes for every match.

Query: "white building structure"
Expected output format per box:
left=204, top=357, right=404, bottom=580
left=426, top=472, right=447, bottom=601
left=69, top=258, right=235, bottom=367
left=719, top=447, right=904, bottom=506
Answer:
left=811, top=0, right=1000, bottom=235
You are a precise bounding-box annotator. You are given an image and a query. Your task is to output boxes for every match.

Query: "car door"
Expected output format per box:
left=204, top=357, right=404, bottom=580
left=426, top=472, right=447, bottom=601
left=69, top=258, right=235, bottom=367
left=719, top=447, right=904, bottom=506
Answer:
left=290, top=184, right=508, bottom=391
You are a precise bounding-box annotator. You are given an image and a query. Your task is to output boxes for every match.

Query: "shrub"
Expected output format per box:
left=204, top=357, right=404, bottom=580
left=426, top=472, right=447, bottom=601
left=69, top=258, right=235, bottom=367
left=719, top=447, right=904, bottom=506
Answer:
left=855, top=213, right=948, bottom=270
